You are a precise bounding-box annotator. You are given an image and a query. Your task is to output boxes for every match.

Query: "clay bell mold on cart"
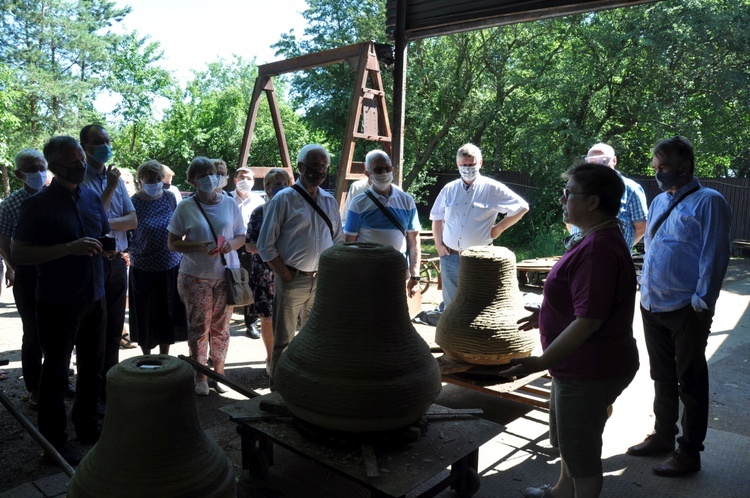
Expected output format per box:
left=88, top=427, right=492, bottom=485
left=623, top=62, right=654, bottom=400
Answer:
left=436, top=245, right=537, bottom=365
left=274, top=242, right=442, bottom=433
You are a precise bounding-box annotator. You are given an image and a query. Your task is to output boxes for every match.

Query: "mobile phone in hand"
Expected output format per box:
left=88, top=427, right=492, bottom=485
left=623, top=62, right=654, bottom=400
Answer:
left=96, top=236, right=116, bottom=252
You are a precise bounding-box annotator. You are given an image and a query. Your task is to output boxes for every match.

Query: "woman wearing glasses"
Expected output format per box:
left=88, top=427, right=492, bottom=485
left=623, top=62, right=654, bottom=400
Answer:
left=504, top=163, right=639, bottom=498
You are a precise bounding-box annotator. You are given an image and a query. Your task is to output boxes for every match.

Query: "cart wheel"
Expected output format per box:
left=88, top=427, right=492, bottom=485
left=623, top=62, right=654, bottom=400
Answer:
left=454, top=467, right=480, bottom=497
left=419, top=264, right=431, bottom=294
left=248, top=448, right=270, bottom=478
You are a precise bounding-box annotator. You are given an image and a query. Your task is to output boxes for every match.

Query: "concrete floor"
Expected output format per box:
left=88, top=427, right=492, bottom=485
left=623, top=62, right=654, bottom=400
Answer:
left=2, top=260, right=750, bottom=497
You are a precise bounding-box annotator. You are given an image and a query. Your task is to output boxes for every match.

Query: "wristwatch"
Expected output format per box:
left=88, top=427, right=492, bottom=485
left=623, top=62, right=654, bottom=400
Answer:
left=410, top=275, right=421, bottom=282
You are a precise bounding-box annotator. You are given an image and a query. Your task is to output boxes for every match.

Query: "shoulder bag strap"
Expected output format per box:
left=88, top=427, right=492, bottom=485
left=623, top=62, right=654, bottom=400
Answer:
left=649, top=185, right=701, bottom=238
left=193, top=197, right=227, bottom=267
left=291, top=184, right=334, bottom=239
left=365, top=189, right=405, bottom=236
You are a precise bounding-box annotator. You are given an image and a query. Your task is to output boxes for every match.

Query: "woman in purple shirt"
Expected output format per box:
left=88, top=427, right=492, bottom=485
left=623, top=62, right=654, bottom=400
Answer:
left=503, top=163, right=639, bottom=498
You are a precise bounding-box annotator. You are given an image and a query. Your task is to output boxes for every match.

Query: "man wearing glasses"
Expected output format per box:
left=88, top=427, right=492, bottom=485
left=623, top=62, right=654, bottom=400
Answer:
left=430, top=143, right=529, bottom=309
left=569, top=142, right=648, bottom=250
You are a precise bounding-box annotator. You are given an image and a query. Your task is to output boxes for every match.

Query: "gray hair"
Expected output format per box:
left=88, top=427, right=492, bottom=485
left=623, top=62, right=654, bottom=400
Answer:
left=364, top=150, right=391, bottom=171
left=296, top=144, right=331, bottom=167
left=14, top=148, right=46, bottom=170
left=456, top=143, right=482, bottom=163
left=42, top=136, right=79, bottom=165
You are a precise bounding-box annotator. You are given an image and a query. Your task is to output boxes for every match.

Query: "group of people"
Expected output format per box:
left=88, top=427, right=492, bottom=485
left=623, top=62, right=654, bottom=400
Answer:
left=0, top=130, right=733, bottom=495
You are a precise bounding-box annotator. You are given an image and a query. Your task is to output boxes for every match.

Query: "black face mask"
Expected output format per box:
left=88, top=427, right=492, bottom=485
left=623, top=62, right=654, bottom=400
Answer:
left=655, top=169, right=682, bottom=191
left=51, top=163, right=86, bottom=185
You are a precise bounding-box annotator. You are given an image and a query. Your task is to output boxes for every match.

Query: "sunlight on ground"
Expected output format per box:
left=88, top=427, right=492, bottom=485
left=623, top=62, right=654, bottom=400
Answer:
left=706, top=289, right=750, bottom=363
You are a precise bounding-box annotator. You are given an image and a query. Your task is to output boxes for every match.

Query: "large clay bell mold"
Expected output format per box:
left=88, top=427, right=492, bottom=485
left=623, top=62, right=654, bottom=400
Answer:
left=275, top=242, right=442, bottom=432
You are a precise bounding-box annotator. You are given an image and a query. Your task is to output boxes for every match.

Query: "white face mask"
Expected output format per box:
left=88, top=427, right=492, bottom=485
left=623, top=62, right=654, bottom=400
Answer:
left=216, top=175, right=228, bottom=190
left=459, top=166, right=478, bottom=182
left=23, top=171, right=47, bottom=191
left=198, top=174, right=220, bottom=193
left=370, top=171, right=393, bottom=191
left=141, top=181, right=163, bottom=198
left=236, top=179, right=253, bottom=193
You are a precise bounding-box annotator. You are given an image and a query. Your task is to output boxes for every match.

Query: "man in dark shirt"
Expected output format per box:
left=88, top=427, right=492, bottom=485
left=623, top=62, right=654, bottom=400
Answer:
left=12, top=136, right=110, bottom=465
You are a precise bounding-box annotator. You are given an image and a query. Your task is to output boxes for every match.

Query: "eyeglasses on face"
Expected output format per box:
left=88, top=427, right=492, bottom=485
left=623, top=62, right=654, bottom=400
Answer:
left=562, top=188, right=592, bottom=200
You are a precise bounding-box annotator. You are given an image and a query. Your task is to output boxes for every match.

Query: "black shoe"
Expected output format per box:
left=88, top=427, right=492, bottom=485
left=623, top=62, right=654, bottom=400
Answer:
left=28, top=390, right=40, bottom=410
left=246, top=323, right=261, bottom=339
left=627, top=434, right=674, bottom=456
left=653, top=449, right=701, bottom=476
left=64, top=382, right=76, bottom=398
left=50, top=442, right=82, bottom=466
left=208, top=379, right=228, bottom=394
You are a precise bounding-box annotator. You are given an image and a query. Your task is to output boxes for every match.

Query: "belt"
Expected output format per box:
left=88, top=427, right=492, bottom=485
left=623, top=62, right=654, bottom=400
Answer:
left=286, top=265, right=318, bottom=277
left=446, top=247, right=461, bottom=255
left=104, top=252, right=123, bottom=261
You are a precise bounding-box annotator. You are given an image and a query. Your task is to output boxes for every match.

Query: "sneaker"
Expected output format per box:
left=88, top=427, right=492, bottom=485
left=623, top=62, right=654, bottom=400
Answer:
left=28, top=390, right=39, bottom=410
left=522, top=484, right=552, bottom=498
left=195, top=381, right=209, bottom=396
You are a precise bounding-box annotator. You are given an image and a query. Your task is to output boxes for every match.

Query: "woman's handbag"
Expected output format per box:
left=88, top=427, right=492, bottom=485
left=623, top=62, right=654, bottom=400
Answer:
left=193, top=198, right=254, bottom=306
left=224, top=266, right=254, bottom=306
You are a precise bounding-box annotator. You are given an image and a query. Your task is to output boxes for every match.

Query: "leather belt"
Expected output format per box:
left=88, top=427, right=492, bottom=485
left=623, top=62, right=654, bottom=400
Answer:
left=446, top=247, right=461, bottom=255
left=286, top=265, right=318, bottom=277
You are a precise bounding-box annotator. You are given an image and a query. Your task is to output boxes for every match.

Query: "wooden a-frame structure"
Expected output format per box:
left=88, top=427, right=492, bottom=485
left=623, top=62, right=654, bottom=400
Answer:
left=237, top=41, right=392, bottom=208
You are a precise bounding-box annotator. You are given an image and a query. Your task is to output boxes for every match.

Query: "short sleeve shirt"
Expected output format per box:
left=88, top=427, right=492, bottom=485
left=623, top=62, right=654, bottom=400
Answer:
left=344, top=186, right=420, bottom=252
left=129, top=192, right=182, bottom=271
left=82, top=164, right=136, bottom=251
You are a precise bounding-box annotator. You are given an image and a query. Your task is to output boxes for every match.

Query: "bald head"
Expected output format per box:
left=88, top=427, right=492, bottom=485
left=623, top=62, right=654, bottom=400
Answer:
left=586, top=143, right=617, bottom=169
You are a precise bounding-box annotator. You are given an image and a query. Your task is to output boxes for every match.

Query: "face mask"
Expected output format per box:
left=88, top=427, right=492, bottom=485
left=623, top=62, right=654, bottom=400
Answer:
left=459, top=166, right=478, bottom=182
left=198, top=174, right=220, bottom=193
left=370, top=172, right=393, bottom=191
left=236, top=179, right=252, bottom=193
left=90, top=143, right=112, bottom=164
left=217, top=175, right=228, bottom=190
left=23, top=171, right=47, bottom=191
left=141, top=182, right=163, bottom=198
left=270, top=184, right=286, bottom=198
left=655, top=169, right=682, bottom=191
left=52, top=163, right=86, bottom=185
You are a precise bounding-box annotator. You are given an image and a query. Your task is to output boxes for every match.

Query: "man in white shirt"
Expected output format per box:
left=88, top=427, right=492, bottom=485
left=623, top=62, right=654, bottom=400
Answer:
left=230, top=166, right=266, bottom=338
left=344, top=150, right=421, bottom=298
left=258, top=144, right=344, bottom=382
left=430, top=143, right=529, bottom=308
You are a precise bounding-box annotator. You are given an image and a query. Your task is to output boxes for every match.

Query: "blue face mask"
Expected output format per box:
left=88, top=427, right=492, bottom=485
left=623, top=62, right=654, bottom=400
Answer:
left=198, top=174, right=220, bottom=193
left=141, top=182, right=163, bottom=198
left=90, top=143, right=112, bottom=164
left=23, top=171, right=47, bottom=191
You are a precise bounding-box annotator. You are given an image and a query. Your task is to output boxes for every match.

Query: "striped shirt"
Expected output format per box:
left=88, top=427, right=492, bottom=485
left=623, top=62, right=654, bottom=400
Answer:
left=344, top=186, right=421, bottom=252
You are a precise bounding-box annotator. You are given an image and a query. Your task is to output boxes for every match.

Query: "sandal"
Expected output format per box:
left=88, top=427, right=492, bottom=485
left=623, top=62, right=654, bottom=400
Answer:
left=120, top=336, right=136, bottom=349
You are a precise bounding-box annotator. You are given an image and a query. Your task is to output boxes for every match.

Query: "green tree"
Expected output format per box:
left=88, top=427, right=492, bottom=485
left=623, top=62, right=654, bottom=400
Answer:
left=0, top=0, right=130, bottom=146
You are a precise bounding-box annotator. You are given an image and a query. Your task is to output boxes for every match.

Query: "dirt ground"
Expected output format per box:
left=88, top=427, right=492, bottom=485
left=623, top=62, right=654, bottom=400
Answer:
left=2, top=259, right=749, bottom=495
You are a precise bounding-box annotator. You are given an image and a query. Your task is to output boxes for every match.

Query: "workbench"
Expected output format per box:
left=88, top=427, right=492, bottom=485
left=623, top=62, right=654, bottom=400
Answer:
left=221, top=392, right=504, bottom=497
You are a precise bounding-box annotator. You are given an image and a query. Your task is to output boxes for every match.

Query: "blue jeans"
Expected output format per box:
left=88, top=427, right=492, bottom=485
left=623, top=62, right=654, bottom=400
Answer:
left=439, top=253, right=460, bottom=308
